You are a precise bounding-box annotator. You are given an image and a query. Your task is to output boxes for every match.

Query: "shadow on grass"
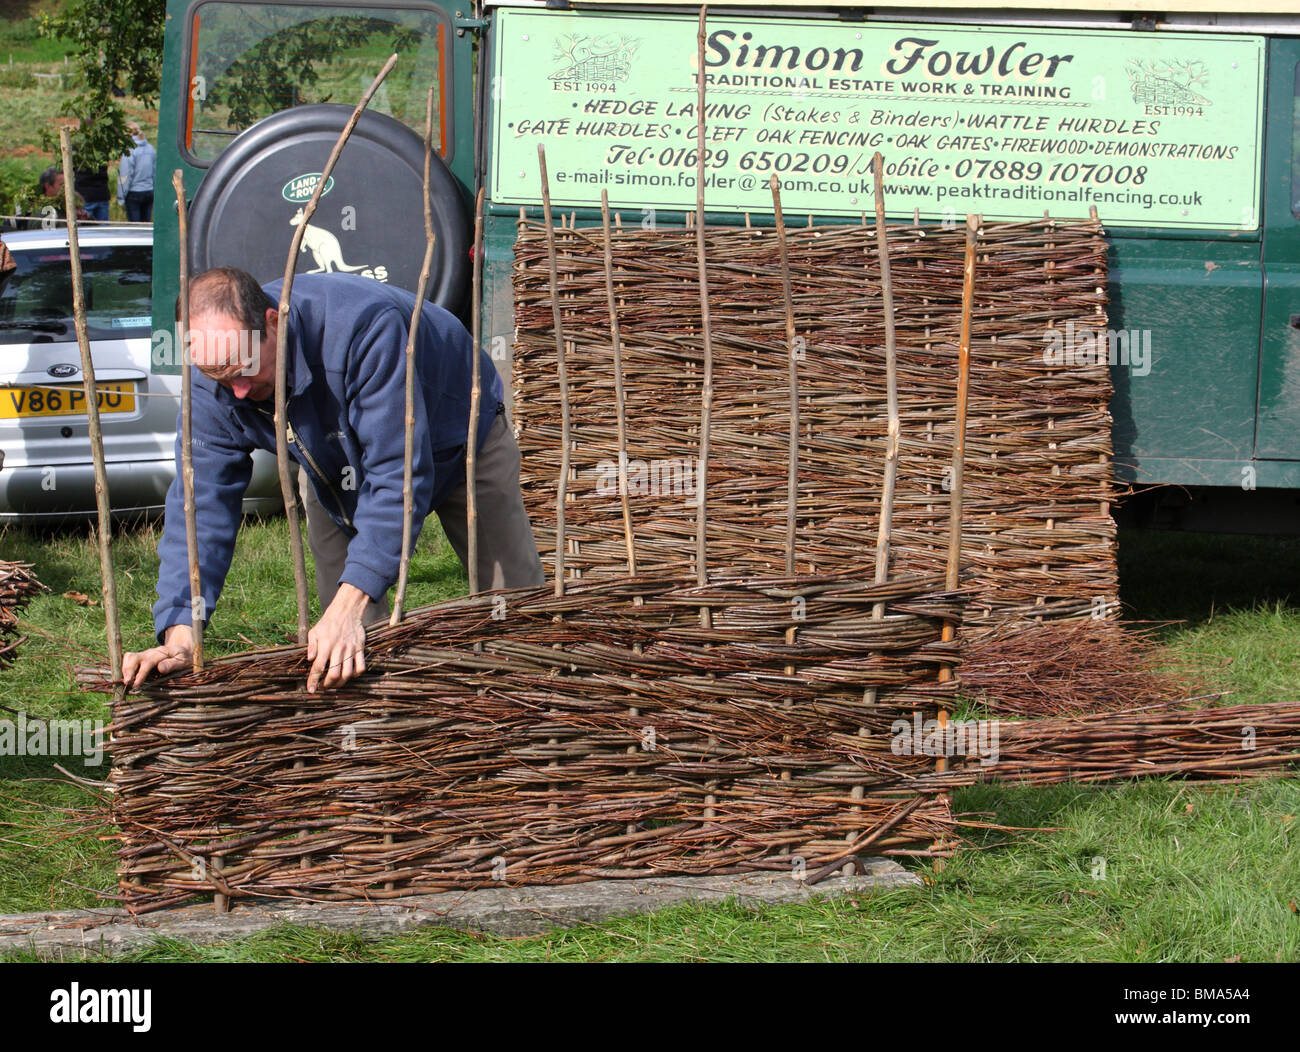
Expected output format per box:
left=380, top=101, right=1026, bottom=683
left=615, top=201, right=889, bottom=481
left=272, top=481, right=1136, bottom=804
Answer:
left=0, top=516, right=163, bottom=595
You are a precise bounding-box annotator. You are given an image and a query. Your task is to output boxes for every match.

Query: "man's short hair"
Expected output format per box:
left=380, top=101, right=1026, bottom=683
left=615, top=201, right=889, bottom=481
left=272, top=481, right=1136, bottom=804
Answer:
left=181, top=267, right=275, bottom=332
left=38, top=166, right=60, bottom=192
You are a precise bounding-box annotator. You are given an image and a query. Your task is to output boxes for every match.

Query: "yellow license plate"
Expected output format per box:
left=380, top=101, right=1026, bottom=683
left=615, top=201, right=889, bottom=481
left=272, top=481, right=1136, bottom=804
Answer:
left=0, top=382, right=136, bottom=419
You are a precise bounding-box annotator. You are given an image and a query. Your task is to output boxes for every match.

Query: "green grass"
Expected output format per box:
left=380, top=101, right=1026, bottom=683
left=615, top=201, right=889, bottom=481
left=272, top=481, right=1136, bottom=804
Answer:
left=0, top=11, right=77, bottom=168
left=0, top=9, right=70, bottom=65
left=1, top=519, right=1299, bottom=960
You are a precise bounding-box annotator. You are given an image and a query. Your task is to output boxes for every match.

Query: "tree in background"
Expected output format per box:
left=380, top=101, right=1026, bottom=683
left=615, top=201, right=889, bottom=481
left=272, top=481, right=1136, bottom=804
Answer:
left=37, top=1, right=421, bottom=165
left=38, top=0, right=165, bottom=166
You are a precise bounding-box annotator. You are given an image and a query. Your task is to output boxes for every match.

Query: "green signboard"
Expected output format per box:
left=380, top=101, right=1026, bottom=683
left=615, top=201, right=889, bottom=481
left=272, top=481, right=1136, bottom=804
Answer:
left=489, top=11, right=1265, bottom=229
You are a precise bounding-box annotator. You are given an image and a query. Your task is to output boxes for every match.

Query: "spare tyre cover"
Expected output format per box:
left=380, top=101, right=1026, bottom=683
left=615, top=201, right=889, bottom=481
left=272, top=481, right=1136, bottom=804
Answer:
left=188, top=104, right=470, bottom=314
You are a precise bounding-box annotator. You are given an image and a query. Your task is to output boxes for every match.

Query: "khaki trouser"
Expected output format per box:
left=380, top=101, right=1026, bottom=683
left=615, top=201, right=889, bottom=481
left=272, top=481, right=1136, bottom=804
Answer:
left=299, top=409, right=545, bottom=625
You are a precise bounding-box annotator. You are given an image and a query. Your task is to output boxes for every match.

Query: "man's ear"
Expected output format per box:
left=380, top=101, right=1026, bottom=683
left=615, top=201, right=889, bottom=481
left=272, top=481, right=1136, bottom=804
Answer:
left=263, top=307, right=280, bottom=350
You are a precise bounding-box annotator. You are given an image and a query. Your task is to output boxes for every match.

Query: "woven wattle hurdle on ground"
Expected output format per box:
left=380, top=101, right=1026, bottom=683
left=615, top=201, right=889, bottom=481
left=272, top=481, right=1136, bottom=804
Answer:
left=920, top=700, right=1300, bottom=789
left=105, top=573, right=962, bottom=913
left=0, top=560, right=44, bottom=667
left=512, top=217, right=1117, bottom=629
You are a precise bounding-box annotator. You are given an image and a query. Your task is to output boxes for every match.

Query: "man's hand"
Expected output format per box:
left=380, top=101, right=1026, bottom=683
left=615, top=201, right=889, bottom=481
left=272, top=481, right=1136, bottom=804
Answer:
left=122, top=624, right=194, bottom=689
left=307, top=583, right=370, bottom=692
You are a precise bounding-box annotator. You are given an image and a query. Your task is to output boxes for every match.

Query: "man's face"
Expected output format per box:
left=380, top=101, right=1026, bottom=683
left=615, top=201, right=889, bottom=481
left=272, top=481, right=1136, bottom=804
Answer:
left=189, top=308, right=278, bottom=401
left=42, top=173, right=65, bottom=198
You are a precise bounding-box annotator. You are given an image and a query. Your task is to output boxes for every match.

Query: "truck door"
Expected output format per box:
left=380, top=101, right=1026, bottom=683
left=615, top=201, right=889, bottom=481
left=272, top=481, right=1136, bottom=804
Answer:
left=1255, top=36, right=1300, bottom=468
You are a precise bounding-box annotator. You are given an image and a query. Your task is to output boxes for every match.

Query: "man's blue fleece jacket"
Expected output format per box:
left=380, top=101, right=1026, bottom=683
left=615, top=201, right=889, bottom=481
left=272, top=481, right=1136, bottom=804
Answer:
left=152, top=273, right=503, bottom=639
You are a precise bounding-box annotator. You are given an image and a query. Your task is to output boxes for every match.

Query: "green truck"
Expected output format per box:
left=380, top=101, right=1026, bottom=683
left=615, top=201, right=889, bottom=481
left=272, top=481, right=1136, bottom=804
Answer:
left=153, top=0, right=1300, bottom=526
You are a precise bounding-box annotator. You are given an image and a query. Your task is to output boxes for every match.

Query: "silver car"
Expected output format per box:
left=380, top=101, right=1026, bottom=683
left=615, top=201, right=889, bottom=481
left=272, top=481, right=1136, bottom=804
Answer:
left=0, top=225, right=281, bottom=522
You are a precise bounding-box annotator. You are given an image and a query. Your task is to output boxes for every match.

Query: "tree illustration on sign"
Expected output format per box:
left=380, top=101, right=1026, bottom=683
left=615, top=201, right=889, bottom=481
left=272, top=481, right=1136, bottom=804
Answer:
left=1126, top=58, right=1212, bottom=106
left=550, top=34, right=640, bottom=84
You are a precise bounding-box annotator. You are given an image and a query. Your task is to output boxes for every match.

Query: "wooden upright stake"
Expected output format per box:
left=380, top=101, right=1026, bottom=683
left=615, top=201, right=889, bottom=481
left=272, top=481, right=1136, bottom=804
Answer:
left=59, top=127, right=121, bottom=683
left=770, top=173, right=801, bottom=816
left=694, top=5, right=718, bottom=824
left=171, top=171, right=216, bottom=904
left=465, top=186, right=486, bottom=597
left=537, top=154, right=570, bottom=832
left=600, top=190, right=637, bottom=576
left=946, top=216, right=979, bottom=599
left=172, top=170, right=203, bottom=671
left=930, top=214, right=979, bottom=868
left=537, top=145, right=570, bottom=597
left=694, top=6, right=713, bottom=630
left=391, top=84, right=438, bottom=625
left=870, top=152, right=899, bottom=599
left=276, top=54, right=398, bottom=642
left=942, top=215, right=979, bottom=653
left=861, top=153, right=900, bottom=716
left=770, top=175, right=798, bottom=575
left=602, top=191, right=645, bottom=834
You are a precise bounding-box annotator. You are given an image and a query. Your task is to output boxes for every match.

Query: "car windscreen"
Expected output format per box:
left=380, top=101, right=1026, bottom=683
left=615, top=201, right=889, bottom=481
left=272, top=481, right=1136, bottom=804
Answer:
left=0, top=243, right=153, bottom=344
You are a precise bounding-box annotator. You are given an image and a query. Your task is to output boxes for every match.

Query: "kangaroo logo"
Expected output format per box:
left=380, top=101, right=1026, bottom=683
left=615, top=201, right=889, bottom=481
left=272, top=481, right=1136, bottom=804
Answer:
left=289, top=208, right=369, bottom=273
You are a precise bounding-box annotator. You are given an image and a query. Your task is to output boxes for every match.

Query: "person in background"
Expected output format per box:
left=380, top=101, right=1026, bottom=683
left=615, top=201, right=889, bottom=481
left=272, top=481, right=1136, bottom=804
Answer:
left=117, top=123, right=156, bottom=223
left=73, top=161, right=110, bottom=222
left=0, top=232, right=16, bottom=296
left=38, top=167, right=89, bottom=222
left=58, top=118, right=109, bottom=222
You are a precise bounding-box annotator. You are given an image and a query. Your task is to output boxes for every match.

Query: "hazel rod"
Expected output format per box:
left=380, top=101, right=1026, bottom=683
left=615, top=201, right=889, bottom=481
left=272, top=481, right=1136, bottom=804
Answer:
left=392, top=84, right=439, bottom=625
left=172, top=169, right=203, bottom=670
left=537, top=145, right=570, bottom=597
left=59, top=126, right=122, bottom=683
left=600, top=189, right=637, bottom=577
left=276, top=53, right=398, bottom=641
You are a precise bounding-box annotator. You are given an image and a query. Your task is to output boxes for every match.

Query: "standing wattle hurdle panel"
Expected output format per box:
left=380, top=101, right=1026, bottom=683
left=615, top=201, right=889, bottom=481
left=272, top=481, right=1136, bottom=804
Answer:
left=510, top=216, right=1115, bottom=631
